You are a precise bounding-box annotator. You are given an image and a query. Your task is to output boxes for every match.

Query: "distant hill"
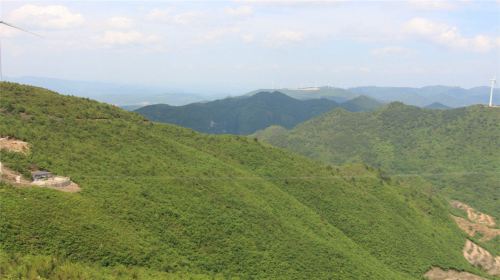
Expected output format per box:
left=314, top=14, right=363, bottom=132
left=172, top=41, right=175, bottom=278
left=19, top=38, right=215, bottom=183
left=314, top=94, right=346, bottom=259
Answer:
left=425, top=102, right=450, bottom=110
left=6, top=76, right=212, bottom=106
left=348, top=86, right=499, bottom=107
left=0, top=82, right=478, bottom=279
left=246, top=86, right=354, bottom=103
left=136, top=91, right=340, bottom=134
left=340, top=95, right=383, bottom=112
left=255, top=103, right=500, bottom=220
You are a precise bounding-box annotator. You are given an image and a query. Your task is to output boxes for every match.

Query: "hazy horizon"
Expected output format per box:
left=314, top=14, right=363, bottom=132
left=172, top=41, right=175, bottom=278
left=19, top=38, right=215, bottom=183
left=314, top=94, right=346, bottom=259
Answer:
left=1, top=0, right=499, bottom=94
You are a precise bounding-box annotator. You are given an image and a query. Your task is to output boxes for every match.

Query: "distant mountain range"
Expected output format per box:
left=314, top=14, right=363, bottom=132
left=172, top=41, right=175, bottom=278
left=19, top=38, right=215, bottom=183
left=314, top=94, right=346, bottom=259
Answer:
left=135, top=92, right=383, bottom=135
left=246, top=86, right=354, bottom=103
left=6, top=76, right=215, bottom=106
left=254, top=103, right=500, bottom=219
left=248, top=86, right=498, bottom=108
left=8, top=76, right=498, bottom=108
left=348, top=86, right=499, bottom=108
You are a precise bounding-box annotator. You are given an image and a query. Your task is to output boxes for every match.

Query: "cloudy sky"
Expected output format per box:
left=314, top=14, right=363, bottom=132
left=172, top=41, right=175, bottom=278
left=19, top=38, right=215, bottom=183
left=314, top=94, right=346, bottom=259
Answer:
left=1, top=0, right=499, bottom=94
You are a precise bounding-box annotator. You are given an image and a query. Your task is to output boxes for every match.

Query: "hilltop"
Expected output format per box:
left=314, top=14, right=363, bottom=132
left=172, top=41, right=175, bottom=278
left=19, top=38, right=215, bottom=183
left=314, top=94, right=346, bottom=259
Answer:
left=246, top=86, right=354, bottom=102
left=135, top=92, right=383, bottom=135
left=0, top=82, right=483, bottom=279
left=135, top=91, right=340, bottom=134
left=255, top=103, right=500, bottom=221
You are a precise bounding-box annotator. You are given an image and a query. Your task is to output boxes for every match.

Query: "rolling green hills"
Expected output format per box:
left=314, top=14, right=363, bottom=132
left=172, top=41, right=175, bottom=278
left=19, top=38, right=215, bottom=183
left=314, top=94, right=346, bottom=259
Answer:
left=0, top=83, right=485, bottom=279
left=135, top=91, right=340, bottom=135
left=254, top=103, right=500, bottom=221
left=135, top=92, right=382, bottom=135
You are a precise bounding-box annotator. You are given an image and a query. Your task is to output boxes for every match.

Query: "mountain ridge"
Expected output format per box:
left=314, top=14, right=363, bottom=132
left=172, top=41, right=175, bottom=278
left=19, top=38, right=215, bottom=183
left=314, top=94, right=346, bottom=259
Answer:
left=0, top=82, right=480, bottom=279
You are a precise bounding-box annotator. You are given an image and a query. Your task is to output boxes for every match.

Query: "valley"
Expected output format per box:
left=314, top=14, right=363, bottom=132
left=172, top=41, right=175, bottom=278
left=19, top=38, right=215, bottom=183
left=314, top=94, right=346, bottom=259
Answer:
left=1, top=82, right=495, bottom=279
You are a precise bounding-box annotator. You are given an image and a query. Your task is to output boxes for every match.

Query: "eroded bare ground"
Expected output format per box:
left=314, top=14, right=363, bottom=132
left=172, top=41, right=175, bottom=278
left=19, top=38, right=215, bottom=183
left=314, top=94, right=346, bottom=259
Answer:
left=0, top=137, right=29, bottom=154
left=463, top=239, right=500, bottom=276
left=451, top=201, right=496, bottom=227
left=453, top=216, right=500, bottom=242
left=424, top=267, right=487, bottom=280
left=0, top=166, right=80, bottom=193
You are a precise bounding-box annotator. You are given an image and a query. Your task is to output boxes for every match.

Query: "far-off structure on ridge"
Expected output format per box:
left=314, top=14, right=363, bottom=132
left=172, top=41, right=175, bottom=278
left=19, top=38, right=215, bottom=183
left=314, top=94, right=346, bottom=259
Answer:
left=489, top=77, right=497, bottom=107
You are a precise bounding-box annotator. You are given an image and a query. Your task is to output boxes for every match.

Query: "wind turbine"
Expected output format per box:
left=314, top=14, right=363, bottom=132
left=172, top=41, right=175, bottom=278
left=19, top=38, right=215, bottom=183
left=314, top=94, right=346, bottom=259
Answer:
left=0, top=20, right=41, bottom=80
left=489, top=76, right=496, bottom=107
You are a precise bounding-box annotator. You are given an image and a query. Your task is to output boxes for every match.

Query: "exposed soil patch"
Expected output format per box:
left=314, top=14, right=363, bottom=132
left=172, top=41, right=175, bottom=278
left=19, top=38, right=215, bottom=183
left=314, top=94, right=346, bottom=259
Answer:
left=0, top=165, right=80, bottom=193
left=463, top=239, right=500, bottom=276
left=424, top=267, right=486, bottom=280
left=0, top=137, right=29, bottom=154
left=451, top=201, right=496, bottom=227
left=453, top=215, right=500, bottom=242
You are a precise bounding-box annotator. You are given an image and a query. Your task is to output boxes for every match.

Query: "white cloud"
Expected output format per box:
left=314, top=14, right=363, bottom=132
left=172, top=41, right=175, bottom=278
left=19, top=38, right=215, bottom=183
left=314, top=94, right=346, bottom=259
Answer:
left=173, top=12, right=201, bottom=25
left=371, top=46, right=413, bottom=56
left=98, top=31, right=160, bottom=46
left=224, top=6, right=254, bottom=16
left=408, top=0, right=456, bottom=10
left=405, top=17, right=497, bottom=52
left=146, top=9, right=201, bottom=25
left=9, top=4, right=84, bottom=29
left=241, top=33, right=255, bottom=43
left=146, top=8, right=171, bottom=22
left=108, top=16, right=133, bottom=29
left=200, top=27, right=241, bottom=42
left=274, top=30, right=304, bottom=42
left=0, top=24, right=19, bottom=38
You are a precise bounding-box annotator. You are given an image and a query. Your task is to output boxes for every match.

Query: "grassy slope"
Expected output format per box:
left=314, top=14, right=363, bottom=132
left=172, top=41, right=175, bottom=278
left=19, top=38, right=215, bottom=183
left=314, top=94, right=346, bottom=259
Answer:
left=0, top=83, right=477, bottom=279
left=254, top=103, right=500, bottom=220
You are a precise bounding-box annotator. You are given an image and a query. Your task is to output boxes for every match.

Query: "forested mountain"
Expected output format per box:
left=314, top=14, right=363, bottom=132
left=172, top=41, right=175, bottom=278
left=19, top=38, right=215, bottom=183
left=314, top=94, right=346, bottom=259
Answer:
left=255, top=103, right=500, bottom=221
left=0, top=82, right=482, bottom=279
left=246, top=86, right=355, bottom=102
left=340, top=95, right=383, bottom=112
left=424, top=102, right=451, bottom=110
left=135, top=92, right=341, bottom=134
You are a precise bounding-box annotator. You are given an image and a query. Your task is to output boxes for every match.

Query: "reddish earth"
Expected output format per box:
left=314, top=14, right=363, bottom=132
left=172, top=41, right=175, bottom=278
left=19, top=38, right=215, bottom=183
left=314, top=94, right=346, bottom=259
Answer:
left=0, top=137, right=29, bottom=154
left=463, top=239, right=500, bottom=276
left=451, top=201, right=496, bottom=227
left=424, top=267, right=486, bottom=280
left=452, top=215, right=500, bottom=242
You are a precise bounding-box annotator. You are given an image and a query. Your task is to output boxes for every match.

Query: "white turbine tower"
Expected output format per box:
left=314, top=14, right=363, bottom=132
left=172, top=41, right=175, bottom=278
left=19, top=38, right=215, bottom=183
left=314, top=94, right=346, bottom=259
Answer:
left=489, top=76, right=496, bottom=107
left=0, top=20, right=41, bottom=80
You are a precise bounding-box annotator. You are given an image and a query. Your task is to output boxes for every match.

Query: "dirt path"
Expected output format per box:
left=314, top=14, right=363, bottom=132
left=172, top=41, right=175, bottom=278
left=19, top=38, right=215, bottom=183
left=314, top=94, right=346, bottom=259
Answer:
left=0, top=137, right=29, bottom=154
left=424, top=267, right=487, bottom=280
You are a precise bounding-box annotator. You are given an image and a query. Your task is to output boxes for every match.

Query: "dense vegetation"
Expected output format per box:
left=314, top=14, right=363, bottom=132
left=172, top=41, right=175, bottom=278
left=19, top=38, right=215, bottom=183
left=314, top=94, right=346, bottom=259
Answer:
left=254, top=103, right=500, bottom=222
left=136, top=92, right=382, bottom=135
left=0, top=83, right=486, bottom=279
left=136, top=92, right=340, bottom=134
left=338, top=95, right=383, bottom=112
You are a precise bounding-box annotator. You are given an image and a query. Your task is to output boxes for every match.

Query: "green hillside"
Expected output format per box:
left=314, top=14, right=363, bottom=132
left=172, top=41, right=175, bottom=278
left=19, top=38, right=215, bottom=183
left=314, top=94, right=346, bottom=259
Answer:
left=0, top=83, right=482, bottom=279
left=254, top=103, right=500, bottom=220
left=135, top=91, right=340, bottom=135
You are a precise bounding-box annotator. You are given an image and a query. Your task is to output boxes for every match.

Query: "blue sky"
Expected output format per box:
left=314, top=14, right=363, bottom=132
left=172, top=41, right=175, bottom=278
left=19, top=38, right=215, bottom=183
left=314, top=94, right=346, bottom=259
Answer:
left=0, top=0, right=499, bottom=94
